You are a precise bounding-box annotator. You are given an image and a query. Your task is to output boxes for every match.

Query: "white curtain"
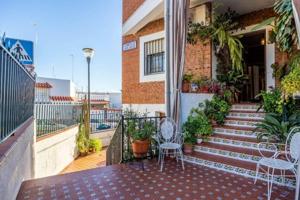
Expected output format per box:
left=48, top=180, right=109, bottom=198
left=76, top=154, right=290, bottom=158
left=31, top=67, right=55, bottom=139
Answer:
left=293, top=0, right=300, bottom=47
left=165, top=0, right=190, bottom=128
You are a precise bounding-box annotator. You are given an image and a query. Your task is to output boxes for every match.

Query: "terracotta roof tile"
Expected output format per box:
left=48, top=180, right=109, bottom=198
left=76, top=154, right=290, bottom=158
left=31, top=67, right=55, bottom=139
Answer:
left=50, top=96, right=74, bottom=102
left=35, top=82, right=52, bottom=88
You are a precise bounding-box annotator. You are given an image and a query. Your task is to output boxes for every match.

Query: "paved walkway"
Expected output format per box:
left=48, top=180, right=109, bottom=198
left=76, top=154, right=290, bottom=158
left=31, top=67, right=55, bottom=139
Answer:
left=61, top=149, right=106, bottom=174
left=17, top=159, right=295, bottom=200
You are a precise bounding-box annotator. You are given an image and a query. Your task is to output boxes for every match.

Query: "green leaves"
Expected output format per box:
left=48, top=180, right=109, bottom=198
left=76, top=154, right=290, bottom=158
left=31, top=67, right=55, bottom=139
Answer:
left=252, top=17, right=276, bottom=31
left=274, top=0, right=298, bottom=52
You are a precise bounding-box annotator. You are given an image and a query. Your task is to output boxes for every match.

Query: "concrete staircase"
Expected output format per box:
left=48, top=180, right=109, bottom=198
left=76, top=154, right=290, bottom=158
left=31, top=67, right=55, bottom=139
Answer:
left=183, top=103, right=296, bottom=188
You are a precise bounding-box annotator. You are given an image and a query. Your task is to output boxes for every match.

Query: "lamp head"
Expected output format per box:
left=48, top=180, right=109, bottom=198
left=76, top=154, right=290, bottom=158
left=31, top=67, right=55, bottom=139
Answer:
left=82, top=48, right=95, bottom=59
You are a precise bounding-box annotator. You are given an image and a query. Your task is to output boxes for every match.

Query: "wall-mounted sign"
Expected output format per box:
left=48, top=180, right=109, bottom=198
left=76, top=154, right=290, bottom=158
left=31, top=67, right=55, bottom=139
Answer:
left=122, top=41, right=137, bottom=51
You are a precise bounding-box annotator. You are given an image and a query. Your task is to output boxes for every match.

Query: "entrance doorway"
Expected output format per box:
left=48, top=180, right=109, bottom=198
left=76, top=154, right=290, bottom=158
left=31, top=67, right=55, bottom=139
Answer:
left=240, top=31, right=266, bottom=102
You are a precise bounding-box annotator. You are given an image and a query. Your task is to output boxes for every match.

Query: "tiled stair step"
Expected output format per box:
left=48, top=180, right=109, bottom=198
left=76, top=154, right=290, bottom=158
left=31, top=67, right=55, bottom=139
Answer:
left=228, top=110, right=265, bottom=120
left=214, top=126, right=258, bottom=138
left=231, top=103, right=262, bottom=112
left=211, top=133, right=259, bottom=143
left=224, top=118, right=261, bottom=128
left=207, top=136, right=275, bottom=152
left=194, top=143, right=272, bottom=163
left=183, top=152, right=296, bottom=188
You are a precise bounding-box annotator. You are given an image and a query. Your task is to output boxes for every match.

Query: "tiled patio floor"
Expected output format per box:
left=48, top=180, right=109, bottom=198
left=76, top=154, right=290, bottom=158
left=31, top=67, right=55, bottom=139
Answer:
left=17, top=159, right=295, bottom=200
left=61, top=149, right=106, bottom=174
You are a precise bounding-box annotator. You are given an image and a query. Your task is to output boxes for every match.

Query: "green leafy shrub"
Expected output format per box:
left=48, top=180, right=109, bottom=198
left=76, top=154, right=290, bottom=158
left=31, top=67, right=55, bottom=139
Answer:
left=183, top=108, right=213, bottom=140
left=183, top=131, right=197, bottom=145
left=257, top=88, right=283, bottom=114
left=77, top=121, right=89, bottom=155
left=127, top=119, right=155, bottom=142
left=255, top=112, right=300, bottom=143
left=282, top=66, right=300, bottom=97
left=202, top=95, right=231, bottom=125
left=89, top=138, right=102, bottom=152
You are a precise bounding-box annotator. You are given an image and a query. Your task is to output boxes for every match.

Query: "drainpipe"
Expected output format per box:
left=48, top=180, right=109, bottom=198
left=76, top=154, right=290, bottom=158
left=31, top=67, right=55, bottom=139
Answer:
left=165, top=0, right=171, bottom=117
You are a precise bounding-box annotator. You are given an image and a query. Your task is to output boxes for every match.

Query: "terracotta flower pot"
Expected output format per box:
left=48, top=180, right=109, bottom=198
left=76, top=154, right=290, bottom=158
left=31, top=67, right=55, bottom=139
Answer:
left=200, top=86, right=209, bottom=93
left=131, top=139, right=150, bottom=158
left=183, top=143, right=193, bottom=154
left=182, top=81, right=190, bottom=93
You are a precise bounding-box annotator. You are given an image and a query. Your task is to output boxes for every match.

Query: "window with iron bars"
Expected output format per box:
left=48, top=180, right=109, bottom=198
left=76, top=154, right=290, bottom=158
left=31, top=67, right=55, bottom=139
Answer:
left=144, top=38, right=165, bottom=75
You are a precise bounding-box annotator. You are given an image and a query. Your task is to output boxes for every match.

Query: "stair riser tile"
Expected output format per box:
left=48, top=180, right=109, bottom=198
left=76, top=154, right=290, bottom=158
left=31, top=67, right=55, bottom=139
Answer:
left=183, top=155, right=295, bottom=188
left=214, top=128, right=257, bottom=138
left=228, top=112, right=264, bottom=120
left=231, top=104, right=261, bottom=111
left=224, top=120, right=259, bottom=128
left=194, top=145, right=261, bottom=163
left=206, top=137, right=274, bottom=152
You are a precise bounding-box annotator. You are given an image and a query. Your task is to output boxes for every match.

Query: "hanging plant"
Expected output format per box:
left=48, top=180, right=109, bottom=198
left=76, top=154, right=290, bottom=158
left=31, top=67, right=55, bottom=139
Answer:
left=188, top=7, right=244, bottom=72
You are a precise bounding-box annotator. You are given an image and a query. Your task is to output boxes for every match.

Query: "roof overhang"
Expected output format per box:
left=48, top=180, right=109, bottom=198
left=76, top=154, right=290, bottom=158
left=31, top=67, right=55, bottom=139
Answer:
left=122, top=0, right=164, bottom=36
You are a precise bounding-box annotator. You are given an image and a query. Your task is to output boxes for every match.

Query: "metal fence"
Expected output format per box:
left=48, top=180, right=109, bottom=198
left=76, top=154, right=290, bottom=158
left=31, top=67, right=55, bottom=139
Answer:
left=106, top=115, right=164, bottom=165
left=90, top=109, right=122, bottom=132
left=35, top=103, right=82, bottom=138
left=0, top=44, right=35, bottom=143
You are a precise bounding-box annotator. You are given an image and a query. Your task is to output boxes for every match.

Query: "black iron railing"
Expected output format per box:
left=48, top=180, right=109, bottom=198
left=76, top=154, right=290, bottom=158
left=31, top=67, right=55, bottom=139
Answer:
left=90, top=109, right=122, bottom=132
left=0, top=44, right=35, bottom=143
left=35, top=103, right=82, bottom=138
left=106, top=115, right=164, bottom=165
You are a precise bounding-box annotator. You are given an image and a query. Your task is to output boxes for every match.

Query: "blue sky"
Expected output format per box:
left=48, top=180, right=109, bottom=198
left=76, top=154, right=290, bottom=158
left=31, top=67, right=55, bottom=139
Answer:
left=0, top=0, right=122, bottom=92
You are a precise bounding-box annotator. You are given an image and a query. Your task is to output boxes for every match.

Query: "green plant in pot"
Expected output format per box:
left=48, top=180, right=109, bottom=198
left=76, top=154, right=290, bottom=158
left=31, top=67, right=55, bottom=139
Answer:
left=183, top=108, right=213, bottom=144
left=183, top=131, right=196, bottom=154
left=182, top=73, right=193, bottom=93
left=128, top=119, right=155, bottom=158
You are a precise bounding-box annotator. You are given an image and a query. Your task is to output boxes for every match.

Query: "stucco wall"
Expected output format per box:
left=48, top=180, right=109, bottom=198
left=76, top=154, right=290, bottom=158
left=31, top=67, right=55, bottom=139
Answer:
left=181, top=93, right=214, bottom=123
left=35, top=126, right=79, bottom=178
left=0, top=119, right=35, bottom=200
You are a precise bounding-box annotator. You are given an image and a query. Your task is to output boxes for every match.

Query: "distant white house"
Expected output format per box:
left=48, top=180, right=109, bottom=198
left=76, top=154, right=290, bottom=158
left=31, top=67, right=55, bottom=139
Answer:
left=76, top=91, right=122, bottom=109
left=35, top=77, right=77, bottom=103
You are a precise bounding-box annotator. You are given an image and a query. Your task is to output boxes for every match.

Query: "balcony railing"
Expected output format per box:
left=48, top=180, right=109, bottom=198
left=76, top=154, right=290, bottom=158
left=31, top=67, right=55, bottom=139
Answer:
left=35, top=103, right=82, bottom=138
left=0, top=44, right=35, bottom=143
left=90, top=109, right=122, bottom=132
left=106, top=115, right=164, bottom=165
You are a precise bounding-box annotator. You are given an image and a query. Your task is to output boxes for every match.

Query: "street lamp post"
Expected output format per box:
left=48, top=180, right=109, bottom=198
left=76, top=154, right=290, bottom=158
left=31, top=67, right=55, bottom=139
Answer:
left=82, top=48, right=95, bottom=132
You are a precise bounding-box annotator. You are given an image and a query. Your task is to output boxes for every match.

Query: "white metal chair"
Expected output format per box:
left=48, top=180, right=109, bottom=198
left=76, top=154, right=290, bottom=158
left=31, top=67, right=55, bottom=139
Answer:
left=156, top=118, right=184, bottom=171
left=254, top=127, right=300, bottom=200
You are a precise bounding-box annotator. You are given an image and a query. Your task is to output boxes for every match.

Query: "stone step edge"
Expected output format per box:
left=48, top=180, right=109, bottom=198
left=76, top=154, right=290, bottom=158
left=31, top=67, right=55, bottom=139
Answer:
left=213, top=129, right=258, bottom=138
left=183, top=155, right=295, bottom=188
left=194, top=145, right=261, bottom=163
left=207, top=137, right=274, bottom=152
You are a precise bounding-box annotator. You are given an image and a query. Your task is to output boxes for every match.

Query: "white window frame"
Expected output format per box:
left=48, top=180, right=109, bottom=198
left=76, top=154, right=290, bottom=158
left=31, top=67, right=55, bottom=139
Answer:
left=139, top=31, right=165, bottom=83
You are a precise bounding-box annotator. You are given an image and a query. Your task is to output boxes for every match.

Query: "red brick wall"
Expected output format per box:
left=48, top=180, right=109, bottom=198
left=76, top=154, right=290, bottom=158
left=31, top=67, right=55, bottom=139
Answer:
left=122, top=19, right=165, bottom=104
left=123, top=0, right=145, bottom=23
left=237, top=8, right=275, bottom=27
left=185, top=41, right=212, bottom=79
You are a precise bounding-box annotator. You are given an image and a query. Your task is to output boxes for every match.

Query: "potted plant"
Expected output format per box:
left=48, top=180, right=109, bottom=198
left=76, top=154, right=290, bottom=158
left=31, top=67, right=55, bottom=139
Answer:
left=128, top=119, right=155, bottom=158
left=183, top=107, right=213, bottom=144
left=195, top=111, right=213, bottom=143
left=183, top=131, right=196, bottom=153
left=182, top=73, right=193, bottom=93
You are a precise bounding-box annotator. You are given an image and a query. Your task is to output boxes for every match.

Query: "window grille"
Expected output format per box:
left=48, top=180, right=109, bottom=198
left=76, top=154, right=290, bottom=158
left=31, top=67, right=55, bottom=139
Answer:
left=144, top=38, right=165, bottom=75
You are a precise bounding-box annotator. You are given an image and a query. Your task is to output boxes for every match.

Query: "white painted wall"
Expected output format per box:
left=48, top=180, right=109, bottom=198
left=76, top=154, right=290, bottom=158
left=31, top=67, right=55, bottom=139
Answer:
left=181, top=93, right=214, bottom=123
left=37, top=77, right=76, bottom=98
left=34, top=125, right=79, bottom=178
left=123, top=104, right=166, bottom=116
left=0, top=119, right=35, bottom=200
left=109, top=93, right=122, bottom=109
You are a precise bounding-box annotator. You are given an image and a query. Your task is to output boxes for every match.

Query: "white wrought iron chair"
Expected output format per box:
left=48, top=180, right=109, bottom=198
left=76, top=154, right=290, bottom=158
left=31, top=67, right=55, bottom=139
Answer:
left=254, top=127, right=300, bottom=200
left=156, top=118, right=184, bottom=171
